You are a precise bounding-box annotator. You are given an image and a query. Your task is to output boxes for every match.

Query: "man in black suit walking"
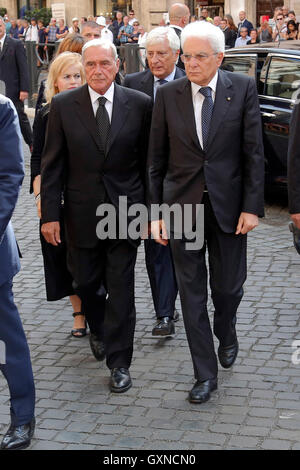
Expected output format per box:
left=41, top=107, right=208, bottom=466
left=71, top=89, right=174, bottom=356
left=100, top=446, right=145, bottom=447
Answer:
left=41, top=39, right=152, bottom=393
left=148, top=21, right=264, bottom=404
left=0, top=17, right=32, bottom=150
left=124, top=26, right=185, bottom=337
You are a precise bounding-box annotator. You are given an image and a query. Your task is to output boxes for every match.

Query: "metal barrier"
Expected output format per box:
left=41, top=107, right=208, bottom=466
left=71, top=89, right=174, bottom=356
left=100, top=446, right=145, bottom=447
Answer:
left=24, top=42, right=146, bottom=107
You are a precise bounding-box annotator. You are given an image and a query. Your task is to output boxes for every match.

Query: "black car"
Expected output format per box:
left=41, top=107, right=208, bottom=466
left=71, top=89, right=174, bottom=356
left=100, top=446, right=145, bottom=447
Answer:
left=222, top=41, right=300, bottom=189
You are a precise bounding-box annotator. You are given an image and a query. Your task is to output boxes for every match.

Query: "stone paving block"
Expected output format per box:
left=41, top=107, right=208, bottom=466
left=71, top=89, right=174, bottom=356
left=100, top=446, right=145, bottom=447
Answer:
left=260, top=439, right=292, bottom=450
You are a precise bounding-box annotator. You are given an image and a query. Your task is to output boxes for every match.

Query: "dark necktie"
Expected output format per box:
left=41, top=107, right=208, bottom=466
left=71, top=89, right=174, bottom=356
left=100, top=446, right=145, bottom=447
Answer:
left=96, top=96, right=110, bottom=155
left=199, top=87, right=214, bottom=151
left=158, top=79, right=168, bottom=85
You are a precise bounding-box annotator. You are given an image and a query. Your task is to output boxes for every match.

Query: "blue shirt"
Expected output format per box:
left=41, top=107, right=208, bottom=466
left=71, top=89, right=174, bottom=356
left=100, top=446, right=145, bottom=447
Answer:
left=119, top=24, right=133, bottom=43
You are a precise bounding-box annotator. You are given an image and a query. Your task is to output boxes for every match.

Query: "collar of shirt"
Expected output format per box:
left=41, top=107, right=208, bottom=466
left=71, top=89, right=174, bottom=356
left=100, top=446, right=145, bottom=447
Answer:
left=88, top=82, right=115, bottom=122
left=170, top=24, right=183, bottom=32
left=0, top=33, right=6, bottom=49
left=191, top=71, right=218, bottom=103
left=153, top=67, right=176, bottom=99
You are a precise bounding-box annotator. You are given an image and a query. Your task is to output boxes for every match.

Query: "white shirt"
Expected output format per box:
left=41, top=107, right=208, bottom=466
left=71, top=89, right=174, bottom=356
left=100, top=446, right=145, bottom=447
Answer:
left=88, top=82, right=114, bottom=122
left=25, top=25, right=39, bottom=42
left=101, top=27, right=113, bottom=43
left=191, top=71, right=218, bottom=150
left=0, top=33, right=6, bottom=51
left=129, top=18, right=138, bottom=26
left=153, top=67, right=176, bottom=100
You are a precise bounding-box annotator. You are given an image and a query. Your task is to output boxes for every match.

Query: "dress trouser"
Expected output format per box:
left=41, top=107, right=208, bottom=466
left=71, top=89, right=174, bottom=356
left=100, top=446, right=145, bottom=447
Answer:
left=12, top=99, right=33, bottom=147
left=67, top=239, right=137, bottom=370
left=170, top=193, right=247, bottom=381
left=0, top=280, right=35, bottom=426
left=144, top=240, right=178, bottom=318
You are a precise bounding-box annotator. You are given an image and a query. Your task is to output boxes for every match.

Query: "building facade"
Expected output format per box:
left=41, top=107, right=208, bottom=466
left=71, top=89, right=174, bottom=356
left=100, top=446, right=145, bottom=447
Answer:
left=2, top=0, right=300, bottom=30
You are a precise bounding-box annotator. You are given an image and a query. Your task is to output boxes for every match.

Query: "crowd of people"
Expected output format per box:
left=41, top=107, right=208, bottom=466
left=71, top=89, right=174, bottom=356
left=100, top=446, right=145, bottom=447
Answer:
left=0, top=2, right=300, bottom=451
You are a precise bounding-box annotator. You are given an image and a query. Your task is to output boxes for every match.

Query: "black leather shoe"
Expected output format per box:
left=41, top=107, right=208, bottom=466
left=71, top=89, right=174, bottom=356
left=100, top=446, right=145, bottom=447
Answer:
left=89, top=333, right=106, bottom=361
left=110, top=368, right=132, bottom=393
left=0, top=417, right=35, bottom=450
left=188, top=379, right=218, bottom=404
left=218, top=339, right=239, bottom=369
left=173, top=310, right=180, bottom=322
left=152, top=317, right=175, bottom=337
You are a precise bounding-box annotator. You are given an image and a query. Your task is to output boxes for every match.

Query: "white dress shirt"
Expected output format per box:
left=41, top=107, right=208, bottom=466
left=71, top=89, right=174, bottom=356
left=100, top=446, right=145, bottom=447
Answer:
left=153, top=67, right=176, bottom=100
left=191, top=71, right=218, bottom=150
left=88, top=82, right=114, bottom=122
left=0, top=33, right=6, bottom=52
left=101, top=27, right=114, bottom=43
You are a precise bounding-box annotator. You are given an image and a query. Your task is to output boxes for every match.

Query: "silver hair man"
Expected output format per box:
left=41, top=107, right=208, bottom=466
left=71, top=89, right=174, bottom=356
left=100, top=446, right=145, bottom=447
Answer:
left=181, top=20, right=225, bottom=54
left=146, top=26, right=180, bottom=52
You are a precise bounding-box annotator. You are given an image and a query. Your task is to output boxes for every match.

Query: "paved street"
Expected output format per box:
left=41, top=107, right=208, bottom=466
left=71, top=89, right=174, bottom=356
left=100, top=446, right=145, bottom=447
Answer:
left=1, top=141, right=300, bottom=451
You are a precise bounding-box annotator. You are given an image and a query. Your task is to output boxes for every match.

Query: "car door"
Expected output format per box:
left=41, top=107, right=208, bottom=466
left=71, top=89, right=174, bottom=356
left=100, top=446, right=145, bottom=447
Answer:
left=221, top=53, right=258, bottom=79
left=259, top=54, right=300, bottom=188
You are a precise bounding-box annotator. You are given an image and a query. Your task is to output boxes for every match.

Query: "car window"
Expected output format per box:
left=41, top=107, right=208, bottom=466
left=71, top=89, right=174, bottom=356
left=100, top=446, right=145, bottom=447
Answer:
left=264, top=56, right=300, bottom=100
left=221, top=55, right=257, bottom=78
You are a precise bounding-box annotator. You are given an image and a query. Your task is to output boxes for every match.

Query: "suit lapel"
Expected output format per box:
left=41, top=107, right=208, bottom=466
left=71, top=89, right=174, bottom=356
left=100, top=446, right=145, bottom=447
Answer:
left=74, top=84, right=103, bottom=152
left=140, top=70, right=154, bottom=100
left=0, top=36, right=9, bottom=61
left=207, top=70, right=234, bottom=150
left=176, top=78, right=202, bottom=152
left=107, top=84, right=130, bottom=153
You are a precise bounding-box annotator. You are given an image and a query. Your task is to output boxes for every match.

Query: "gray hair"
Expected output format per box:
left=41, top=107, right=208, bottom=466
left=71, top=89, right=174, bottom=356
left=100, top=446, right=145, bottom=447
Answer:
left=146, top=26, right=180, bottom=53
left=82, top=38, right=118, bottom=61
left=181, top=21, right=225, bottom=54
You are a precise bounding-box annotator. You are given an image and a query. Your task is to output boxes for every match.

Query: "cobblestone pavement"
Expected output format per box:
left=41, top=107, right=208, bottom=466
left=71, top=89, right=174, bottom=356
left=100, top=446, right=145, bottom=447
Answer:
left=1, top=141, right=300, bottom=451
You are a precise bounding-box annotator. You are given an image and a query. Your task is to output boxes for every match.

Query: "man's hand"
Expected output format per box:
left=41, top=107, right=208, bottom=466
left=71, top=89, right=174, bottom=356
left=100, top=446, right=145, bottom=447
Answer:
left=151, top=219, right=169, bottom=246
left=236, top=212, right=259, bottom=235
left=41, top=222, right=61, bottom=246
left=19, top=91, right=28, bottom=101
left=291, top=214, right=300, bottom=229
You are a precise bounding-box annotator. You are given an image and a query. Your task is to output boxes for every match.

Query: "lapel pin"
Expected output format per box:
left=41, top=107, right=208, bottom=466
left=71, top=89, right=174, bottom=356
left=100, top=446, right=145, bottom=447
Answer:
left=227, top=97, right=231, bottom=101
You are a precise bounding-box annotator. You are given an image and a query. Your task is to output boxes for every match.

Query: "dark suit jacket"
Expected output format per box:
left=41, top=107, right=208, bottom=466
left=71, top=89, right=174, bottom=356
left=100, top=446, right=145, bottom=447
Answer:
left=147, top=70, right=265, bottom=234
left=238, top=19, right=254, bottom=36
left=288, top=93, right=300, bottom=214
left=123, top=66, right=185, bottom=101
left=169, top=25, right=184, bottom=70
left=41, top=83, right=152, bottom=248
left=0, top=36, right=29, bottom=101
left=0, top=95, right=24, bottom=286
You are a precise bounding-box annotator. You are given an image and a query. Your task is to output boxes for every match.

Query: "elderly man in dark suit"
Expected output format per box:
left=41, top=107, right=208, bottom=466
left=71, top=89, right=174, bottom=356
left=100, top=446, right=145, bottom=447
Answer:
left=0, top=17, right=32, bottom=150
left=288, top=91, right=300, bottom=228
left=0, top=95, right=35, bottom=450
left=148, top=21, right=264, bottom=404
left=41, top=39, right=152, bottom=393
left=124, top=26, right=185, bottom=338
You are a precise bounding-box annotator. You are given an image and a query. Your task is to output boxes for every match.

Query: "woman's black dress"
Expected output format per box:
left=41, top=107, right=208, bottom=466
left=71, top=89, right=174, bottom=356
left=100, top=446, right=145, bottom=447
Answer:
left=31, top=104, right=74, bottom=301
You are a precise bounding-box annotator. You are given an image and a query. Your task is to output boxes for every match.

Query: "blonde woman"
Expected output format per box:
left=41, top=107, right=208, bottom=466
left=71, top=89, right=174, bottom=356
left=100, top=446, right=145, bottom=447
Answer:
left=30, top=52, right=87, bottom=337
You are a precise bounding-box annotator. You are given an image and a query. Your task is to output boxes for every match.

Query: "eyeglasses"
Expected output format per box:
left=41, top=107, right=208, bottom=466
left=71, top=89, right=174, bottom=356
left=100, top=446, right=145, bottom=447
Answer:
left=277, top=17, right=284, bottom=20
left=181, top=53, right=218, bottom=63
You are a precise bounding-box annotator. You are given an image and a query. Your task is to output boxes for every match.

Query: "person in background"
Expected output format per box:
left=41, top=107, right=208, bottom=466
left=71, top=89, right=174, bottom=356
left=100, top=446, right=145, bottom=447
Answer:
left=112, top=10, right=124, bottom=45
left=96, top=16, right=114, bottom=42
left=225, top=14, right=238, bottom=35
left=31, top=52, right=87, bottom=338
left=56, top=18, right=69, bottom=41
left=168, top=2, right=190, bottom=70
left=286, top=20, right=298, bottom=40
left=128, top=20, right=140, bottom=43
left=9, top=19, right=18, bottom=39
left=37, top=19, right=47, bottom=67
left=69, top=17, right=80, bottom=34
left=237, top=10, right=253, bottom=36
left=3, top=14, right=11, bottom=33
left=21, top=19, right=29, bottom=40
left=258, top=19, right=272, bottom=43
left=269, top=7, right=283, bottom=29
left=87, top=15, right=95, bottom=22
left=81, top=21, right=101, bottom=41
left=272, top=13, right=287, bottom=42
left=220, top=17, right=237, bottom=48
left=45, top=18, right=58, bottom=62
left=137, top=24, right=148, bottom=65
left=25, top=17, right=38, bottom=42
left=81, top=17, right=87, bottom=29
left=128, top=9, right=138, bottom=26
left=235, top=26, right=250, bottom=47
left=214, top=16, right=222, bottom=28
left=118, top=15, right=133, bottom=44
left=190, top=15, right=197, bottom=23
left=16, top=18, right=24, bottom=38
left=247, top=28, right=260, bottom=44
left=282, top=5, right=289, bottom=20
left=201, top=8, right=213, bottom=23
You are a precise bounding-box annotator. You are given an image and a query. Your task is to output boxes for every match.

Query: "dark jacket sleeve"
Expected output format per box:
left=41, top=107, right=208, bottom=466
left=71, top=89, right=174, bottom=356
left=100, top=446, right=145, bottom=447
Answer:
left=241, top=77, right=265, bottom=217
left=35, top=80, right=46, bottom=115
left=30, top=104, right=49, bottom=193
left=288, top=98, right=300, bottom=214
left=41, top=97, right=66, bottom=224
left=0, top=99, right=24, bottom=240
left=147, top=86, right=169, bottom=212
left=15, top=40, right=30, bottom=93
